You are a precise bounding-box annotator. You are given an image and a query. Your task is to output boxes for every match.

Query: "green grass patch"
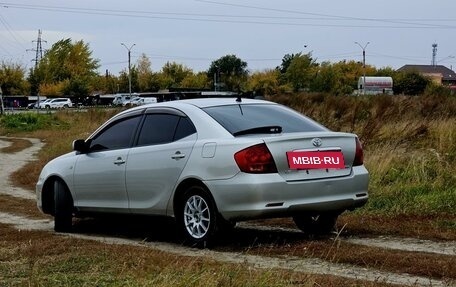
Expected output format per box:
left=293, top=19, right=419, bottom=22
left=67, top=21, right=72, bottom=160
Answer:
left=0, top=112, right=68, bottom=132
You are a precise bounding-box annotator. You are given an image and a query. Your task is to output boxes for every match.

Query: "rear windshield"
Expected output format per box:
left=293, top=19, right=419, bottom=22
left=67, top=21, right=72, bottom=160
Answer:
left=203, top=104, right=328, bottom=135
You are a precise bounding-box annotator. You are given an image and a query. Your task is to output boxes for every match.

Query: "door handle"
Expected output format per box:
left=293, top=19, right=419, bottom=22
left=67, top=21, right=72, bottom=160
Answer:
left=114, top=157, right=126, bottom=165
left=171, top=151, right=186, bottom=160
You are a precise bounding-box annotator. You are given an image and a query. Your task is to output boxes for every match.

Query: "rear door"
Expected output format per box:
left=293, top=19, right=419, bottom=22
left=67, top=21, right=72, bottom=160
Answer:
left=126, top=109, right=197, bottom=214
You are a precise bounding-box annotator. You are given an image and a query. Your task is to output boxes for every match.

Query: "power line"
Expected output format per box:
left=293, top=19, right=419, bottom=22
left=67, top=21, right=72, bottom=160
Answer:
left=195, top=0, right=456, bottom=28
left=1, top=2, right=455, bottom=29
left=0, top=11, right=27, bottom=52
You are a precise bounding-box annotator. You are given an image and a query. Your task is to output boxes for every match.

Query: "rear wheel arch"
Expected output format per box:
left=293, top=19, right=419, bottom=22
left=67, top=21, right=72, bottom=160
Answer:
left=172, top=178, right=235, bottom=228
left=173, top=178, right=214, bottom=214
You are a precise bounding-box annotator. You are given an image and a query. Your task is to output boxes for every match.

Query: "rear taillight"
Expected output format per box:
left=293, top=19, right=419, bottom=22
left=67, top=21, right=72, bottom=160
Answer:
left=234, top=143, right=278, bottom=174
left=353, top=137, right=364, bottom=166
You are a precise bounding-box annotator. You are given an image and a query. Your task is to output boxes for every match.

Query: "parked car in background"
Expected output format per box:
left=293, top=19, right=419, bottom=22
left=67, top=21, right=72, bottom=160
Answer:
left=140, top=97, right=157, bottom=105
left=127, top=97, right=158, bottom=106
left=113, top=94, right=140, bottom=106
left=121, top=96, right=140, bottom=107
left=27, top=99, right=49, bottom=109
left=36, top=98, right=368, bottom=247
left=39, top=98, right=73, bottom=109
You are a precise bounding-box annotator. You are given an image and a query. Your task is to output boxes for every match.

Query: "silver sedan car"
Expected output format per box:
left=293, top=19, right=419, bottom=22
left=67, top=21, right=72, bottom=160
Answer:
left=36, top=98, right=368, bottom=246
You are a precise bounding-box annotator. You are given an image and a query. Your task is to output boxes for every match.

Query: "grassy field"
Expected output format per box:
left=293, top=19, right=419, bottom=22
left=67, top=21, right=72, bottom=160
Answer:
left=2, top=95, right=455, bottom=221
left=0, top=95, right=455, bottom=286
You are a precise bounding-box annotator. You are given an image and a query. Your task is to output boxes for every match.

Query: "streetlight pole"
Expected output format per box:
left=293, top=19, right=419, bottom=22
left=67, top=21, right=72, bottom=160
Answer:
left=0, top=86, right=4, bottom=115
left=121, top=43, right=136, bottom=96
left=355, top=41, right=370, bottom=95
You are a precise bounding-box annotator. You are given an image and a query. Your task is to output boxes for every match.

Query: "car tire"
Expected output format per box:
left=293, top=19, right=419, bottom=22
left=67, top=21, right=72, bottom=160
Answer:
left=54, top=180, right=73, bottom=232
left=45, top=105, right=50, bottom=109
left=63, top=104, right=69, bottom=109
left=293, top=212, right=339, bottom=235
left=177, top=185, right=217, bottom=248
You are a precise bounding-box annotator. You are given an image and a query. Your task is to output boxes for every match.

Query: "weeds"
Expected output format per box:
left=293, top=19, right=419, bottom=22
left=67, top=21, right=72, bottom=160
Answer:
left=273, top=93, right=456, bottom=217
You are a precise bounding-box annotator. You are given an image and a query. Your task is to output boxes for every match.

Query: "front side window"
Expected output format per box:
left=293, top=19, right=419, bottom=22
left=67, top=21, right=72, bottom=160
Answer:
left=89, top=115, right=141, bottom=151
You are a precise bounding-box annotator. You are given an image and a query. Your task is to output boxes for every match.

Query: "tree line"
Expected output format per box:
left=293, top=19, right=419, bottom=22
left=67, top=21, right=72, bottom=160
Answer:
left=0, top=38, right=451, bottom=98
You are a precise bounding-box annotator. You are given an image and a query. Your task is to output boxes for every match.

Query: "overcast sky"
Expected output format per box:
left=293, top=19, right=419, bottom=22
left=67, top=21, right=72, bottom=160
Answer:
left=1, top=0, right=455, bottom=75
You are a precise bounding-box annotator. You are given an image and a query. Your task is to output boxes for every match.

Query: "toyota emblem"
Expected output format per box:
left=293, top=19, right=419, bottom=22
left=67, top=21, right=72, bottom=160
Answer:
left=311, top=138, right=322, bottom=147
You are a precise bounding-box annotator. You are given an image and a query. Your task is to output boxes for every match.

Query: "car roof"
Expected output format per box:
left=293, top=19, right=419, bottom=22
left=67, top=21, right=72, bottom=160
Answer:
left=114, top=98, right=273, bottom=119
left=150, top=98, right=270, bottom=109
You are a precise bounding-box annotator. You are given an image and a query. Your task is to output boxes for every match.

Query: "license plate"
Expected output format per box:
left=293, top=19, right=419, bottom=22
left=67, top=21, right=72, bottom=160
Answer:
left=286, top=151, right=345, bottom=169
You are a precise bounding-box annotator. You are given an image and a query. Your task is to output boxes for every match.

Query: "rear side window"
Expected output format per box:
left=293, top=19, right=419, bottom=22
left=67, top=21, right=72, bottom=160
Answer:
left=137, top=114, right=196, bottom=146
left=203, top=104, right=327, bottom=135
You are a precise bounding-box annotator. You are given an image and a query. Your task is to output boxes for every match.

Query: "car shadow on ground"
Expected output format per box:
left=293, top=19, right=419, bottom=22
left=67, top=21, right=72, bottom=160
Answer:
left=70, top=215, right=331, bottom=250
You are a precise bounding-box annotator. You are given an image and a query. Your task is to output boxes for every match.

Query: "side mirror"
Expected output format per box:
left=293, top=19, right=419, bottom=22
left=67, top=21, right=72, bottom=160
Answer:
left=73, top=139, right=89, bottom=153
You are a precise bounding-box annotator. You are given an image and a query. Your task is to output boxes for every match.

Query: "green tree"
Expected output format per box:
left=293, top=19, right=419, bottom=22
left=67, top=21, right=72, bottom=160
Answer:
left=374, top=66, right=396, bottom=77
left=277, top=53, right=301, bottom=74
left=136, top=54, right=159, bottom=92
left=330, top=60, right=362, bottom=95
left=0, top=61, right=28, bottom=95
left=118, top=67, right=139, bottom=93
left=394, top=71, right=430, bottom=95
left=90, top=73, right=120, bottom=94
left=180, top=72, right=210, bottom=89
left=35, top=38, right=99, bottom=97
left=158, top=62, right=193, bottom=89
left=309, top=61, right=337, bottom=93
left=208, top=55, right=248, bottom=91
left=247, top=69, right=280, bottom=96
left=284, top=53, right=318, bottom=92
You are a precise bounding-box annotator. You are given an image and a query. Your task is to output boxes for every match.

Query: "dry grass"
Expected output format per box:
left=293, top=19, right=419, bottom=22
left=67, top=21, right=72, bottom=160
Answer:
left=218, top=232, right=456, bottom=280
left=0, top=195, right=48, bottom=219
left=1, top=97, right=455, bottom=286
left=0, top=224, right=396, bottom=287
left=0, top=137, right=33, bottom=153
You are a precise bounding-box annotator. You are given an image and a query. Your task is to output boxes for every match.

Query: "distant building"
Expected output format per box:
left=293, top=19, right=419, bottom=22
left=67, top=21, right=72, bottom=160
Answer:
left=357, top=76, right=393, bottom=95
left=397, top=65, right=456, bottom=89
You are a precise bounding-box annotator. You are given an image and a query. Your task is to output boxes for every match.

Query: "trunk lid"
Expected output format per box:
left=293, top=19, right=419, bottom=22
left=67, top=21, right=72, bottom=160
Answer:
left=262, top=131, right=357, bottom=182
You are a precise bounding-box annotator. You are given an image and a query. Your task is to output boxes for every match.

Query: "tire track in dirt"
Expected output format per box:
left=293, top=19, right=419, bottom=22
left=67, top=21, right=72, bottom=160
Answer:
left=0, top=137, right=454, bottom=287
left=0, top=136, right=44, bottom=200
left=0, top=211, right=451, bottom=287
left=239, top=223, right=456, bottom=256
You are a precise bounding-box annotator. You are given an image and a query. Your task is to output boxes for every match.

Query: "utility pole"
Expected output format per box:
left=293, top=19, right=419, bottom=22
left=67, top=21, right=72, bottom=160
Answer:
left=28, top=29, right=46, bottom=107
left=0, top=86, right=4, bottom=115
left=355, top=41, right=370, bottom=95
left=121, top=43, right=135, bottom=96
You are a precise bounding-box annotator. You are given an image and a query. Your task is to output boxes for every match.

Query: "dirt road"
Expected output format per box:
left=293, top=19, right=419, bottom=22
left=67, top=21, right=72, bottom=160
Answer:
left=0, top=137, right=454, bottom=286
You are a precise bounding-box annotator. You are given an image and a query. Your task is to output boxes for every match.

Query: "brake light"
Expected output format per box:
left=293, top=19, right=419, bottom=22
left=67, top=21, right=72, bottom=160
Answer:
left=353, top=137, right=364, bottom=166
left=234, top=143, right=278, bottom=173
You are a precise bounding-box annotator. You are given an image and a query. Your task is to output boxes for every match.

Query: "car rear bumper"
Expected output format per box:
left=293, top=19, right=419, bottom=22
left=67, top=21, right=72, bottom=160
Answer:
left=204, top=166, right=369, bottom=221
